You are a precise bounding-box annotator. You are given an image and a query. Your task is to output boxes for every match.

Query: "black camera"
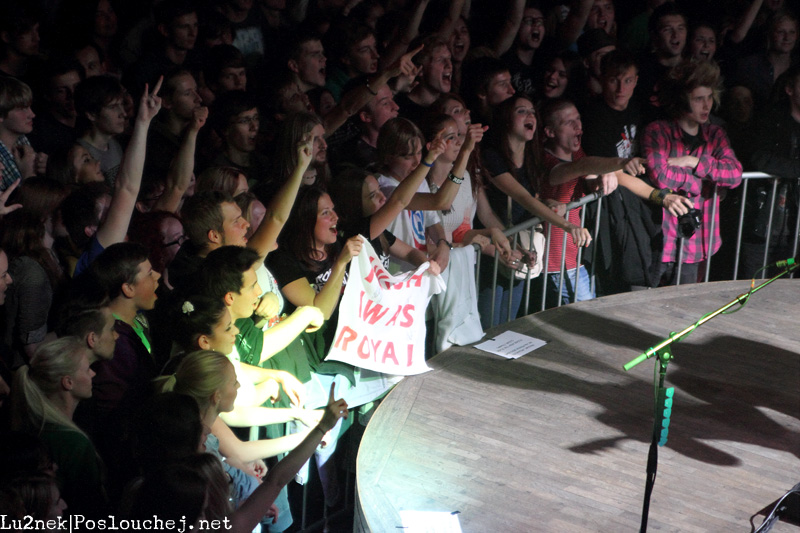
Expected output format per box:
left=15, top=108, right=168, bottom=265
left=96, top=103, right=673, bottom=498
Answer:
left=677, top=208, right=702, bottom=239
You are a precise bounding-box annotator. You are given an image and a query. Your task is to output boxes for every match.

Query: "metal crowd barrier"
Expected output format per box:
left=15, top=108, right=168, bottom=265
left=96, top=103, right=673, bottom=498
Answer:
left=477, top=172, right=799, bottom=325
left=256, top=172, right=800, bottom=529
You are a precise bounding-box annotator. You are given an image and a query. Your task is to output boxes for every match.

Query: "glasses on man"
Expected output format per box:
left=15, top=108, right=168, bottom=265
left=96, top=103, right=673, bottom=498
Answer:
left=164, top=234, right=188, bottom=248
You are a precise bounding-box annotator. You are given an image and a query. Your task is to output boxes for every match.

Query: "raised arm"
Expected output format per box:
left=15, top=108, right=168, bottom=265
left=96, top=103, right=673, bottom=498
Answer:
left=368, top=136, right=446, bottom=238
left=154, top=106, right=208, bottom=213
left=492, top=0, right=526, bottom=56
left=228, top=384, right=348, bottom=533
left=0, top=178, right=22, bottom=216
left=729, top=0, right=764, bottom=44
left=381, top=0, right=430, bottom=67
left=434, top=0, right=467, bottom=40
left=248, top=139, right=312, bottom=260
left=96, top=77, right=162, bottom=248
left=324, top=46, right=422, bottom=135
left=557, top=0, right=594, bottom=47
left=405, top=123, right=486, bottom=211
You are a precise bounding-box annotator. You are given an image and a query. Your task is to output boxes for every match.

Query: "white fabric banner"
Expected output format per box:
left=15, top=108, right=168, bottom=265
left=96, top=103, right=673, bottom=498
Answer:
left=325, top=236, right=445, bottom=375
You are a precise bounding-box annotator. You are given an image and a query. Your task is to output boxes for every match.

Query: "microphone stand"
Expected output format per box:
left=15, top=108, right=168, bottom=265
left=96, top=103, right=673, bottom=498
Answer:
left=623, top=260, right=799, bottom=533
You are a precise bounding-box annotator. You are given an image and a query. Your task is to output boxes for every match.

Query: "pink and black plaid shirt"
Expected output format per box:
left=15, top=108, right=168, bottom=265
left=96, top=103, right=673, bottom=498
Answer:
left=643, top=120, right=742, bottom=264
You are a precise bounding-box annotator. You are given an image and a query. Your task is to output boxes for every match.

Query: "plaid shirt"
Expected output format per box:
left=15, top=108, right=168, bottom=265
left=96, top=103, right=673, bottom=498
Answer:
left=0, top=135, right=31, bottom=191
left=643, top=120, right=742, bottom=264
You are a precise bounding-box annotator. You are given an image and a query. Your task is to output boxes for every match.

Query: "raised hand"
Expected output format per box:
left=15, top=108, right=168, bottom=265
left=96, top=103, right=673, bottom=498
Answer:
left=387, top=44, right=424, bottom=79
left=336, top=236, right=363, bottom=268
left=0, top=178, right=22, bottom=216
left=190, top=106, right=209, bottom=132
left=137, top=76, right=163, bottom=123
left=462, top=123, right=488, bottom=152
left=296, top=135, right=313, bottom=170
left=319, top=382, right=348, bottom=433
left=426, top=134, right=447, bottom=163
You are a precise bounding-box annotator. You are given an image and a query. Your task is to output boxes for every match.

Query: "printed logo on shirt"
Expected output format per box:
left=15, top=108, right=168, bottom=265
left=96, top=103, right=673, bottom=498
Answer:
left=410, top=210, right=426, bottom=251
left=313, top=268, right=349, bottom=294
left=616, top=124, right=638, bottom=158
left=233, top=28, right=264, bottom=57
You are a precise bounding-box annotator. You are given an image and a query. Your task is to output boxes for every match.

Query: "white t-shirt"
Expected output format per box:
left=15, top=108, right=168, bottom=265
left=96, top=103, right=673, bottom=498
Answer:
left=377, top=174, right=441, bottom=272
left=430, top=170, right=477, bottom=243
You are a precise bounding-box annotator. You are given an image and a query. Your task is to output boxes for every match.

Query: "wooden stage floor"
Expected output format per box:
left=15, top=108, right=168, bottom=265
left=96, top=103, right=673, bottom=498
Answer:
left=355, top=280, right=800, bottom=532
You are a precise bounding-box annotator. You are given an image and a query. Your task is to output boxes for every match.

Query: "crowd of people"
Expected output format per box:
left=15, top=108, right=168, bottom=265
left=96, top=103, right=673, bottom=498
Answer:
left=0, top=0, right=798, bottom=529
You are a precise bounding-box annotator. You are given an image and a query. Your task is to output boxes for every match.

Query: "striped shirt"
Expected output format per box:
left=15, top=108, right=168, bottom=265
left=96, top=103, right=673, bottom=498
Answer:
left=541, top=149, right=587, bottom=274
left=643, top=120, right=742, bottom=264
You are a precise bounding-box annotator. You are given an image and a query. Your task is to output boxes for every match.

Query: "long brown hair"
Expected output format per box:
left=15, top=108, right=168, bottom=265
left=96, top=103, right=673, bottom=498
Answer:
left=488, top=95, right=544, bottom=195
left=0, top=210, right=63, bottom=287
left=280, top=185, right=340, bottom=269
left=430, top=93, right=491, bottom=198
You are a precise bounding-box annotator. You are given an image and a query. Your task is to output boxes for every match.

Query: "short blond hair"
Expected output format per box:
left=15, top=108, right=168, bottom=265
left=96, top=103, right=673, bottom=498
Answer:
left=0, top=77, right=32, bottom=118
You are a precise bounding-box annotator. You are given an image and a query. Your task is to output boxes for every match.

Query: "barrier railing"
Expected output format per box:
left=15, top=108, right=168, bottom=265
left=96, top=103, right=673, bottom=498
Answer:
left=273, top=172, right=800, bottom=530
left=478, top=172, right=799, bottom=324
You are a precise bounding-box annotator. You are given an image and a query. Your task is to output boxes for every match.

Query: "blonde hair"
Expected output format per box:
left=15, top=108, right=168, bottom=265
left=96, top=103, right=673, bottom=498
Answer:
left=0, top=77, right=32, bottom=118
left=11, top=337, right=89, bottom=436
left=154, top=350, right=231, bottom=414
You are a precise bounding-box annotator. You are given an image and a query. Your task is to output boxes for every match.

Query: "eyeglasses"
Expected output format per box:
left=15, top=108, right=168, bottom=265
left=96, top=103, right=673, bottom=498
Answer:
left=522, top=17, right=545, bottom=26
left=233, top=115, right=259, bottom=126
left=164, top=234, right=188, bottom=247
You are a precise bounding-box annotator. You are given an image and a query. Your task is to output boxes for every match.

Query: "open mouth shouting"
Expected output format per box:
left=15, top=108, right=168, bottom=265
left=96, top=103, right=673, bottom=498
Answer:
left=442, top=71, right=452, bottom=88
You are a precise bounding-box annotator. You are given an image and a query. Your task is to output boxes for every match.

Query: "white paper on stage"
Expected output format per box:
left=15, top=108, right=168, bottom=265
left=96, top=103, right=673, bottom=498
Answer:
left=398, top=510, right=463, bottom=532
left=474, top=330, right=547, bottom=359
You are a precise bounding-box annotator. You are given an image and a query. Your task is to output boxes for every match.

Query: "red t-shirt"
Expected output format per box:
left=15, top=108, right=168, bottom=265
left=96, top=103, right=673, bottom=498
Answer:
left=540, top=148, right=587, bottom=273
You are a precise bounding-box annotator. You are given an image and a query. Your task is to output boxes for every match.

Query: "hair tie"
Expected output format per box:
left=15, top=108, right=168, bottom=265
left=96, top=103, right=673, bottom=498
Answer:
left=182, top=301, right=195, bottom=314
